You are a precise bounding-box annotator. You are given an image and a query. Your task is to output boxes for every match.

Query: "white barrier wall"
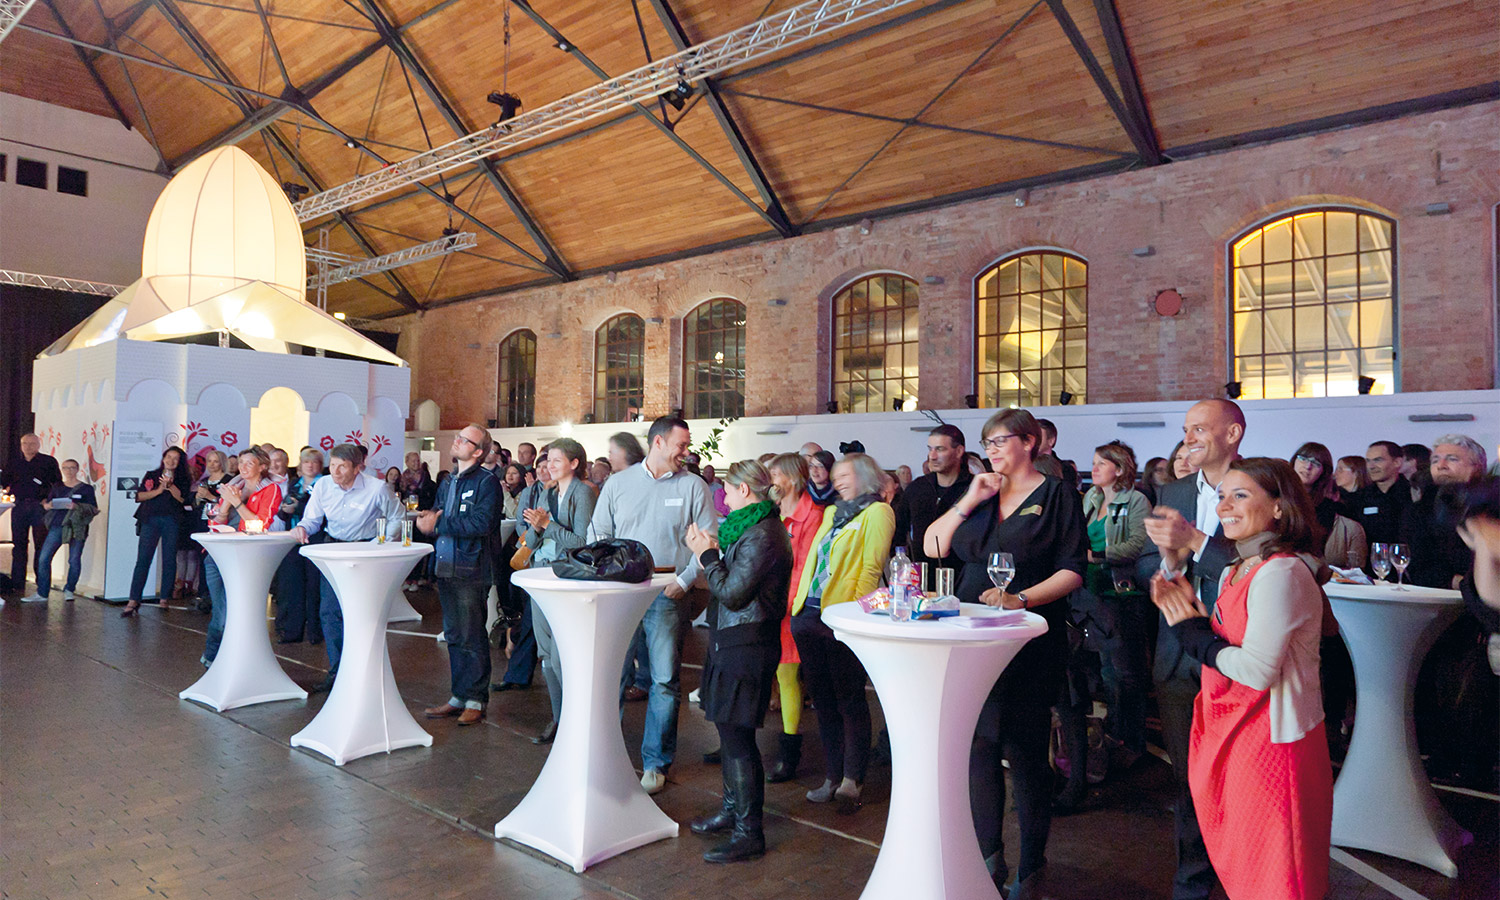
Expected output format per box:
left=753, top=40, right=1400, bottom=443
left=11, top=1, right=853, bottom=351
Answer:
left=33, top=340, right=409, bottom=599
left=411, top=390, right=1500, bottom=480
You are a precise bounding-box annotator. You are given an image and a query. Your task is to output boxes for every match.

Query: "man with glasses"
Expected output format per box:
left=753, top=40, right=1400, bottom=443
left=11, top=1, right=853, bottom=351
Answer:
left=418, top=424, right=500, bottom=726
left=1401, top=435, right=1487, bottom=590
left=21, top=459, right=98, bottom=602
left=291, top=443, right=403, bottom=692
left=1138, top=398, right=1246, bottom=900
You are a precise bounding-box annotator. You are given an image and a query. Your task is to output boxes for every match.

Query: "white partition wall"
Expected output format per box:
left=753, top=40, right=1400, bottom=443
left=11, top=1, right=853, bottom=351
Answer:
left=33, top=339, right=409, bottom=599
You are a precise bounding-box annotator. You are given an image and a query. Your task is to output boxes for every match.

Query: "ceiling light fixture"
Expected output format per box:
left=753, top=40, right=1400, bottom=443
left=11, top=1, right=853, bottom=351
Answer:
left=662, top=74, right=692, bottom=110
left=486, top=91, right=523, bottom=123
left=1224, top=381, right=1242, bottom=400
left=281, top=181, right=309, bottom=202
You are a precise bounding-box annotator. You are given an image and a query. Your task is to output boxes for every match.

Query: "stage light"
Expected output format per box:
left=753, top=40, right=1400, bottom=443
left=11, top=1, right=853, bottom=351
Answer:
left=1358, top=375, right=1376, bottom=395
left=281, top=181, right=309, bottom=202
left=486, top=91, right=523, bottom=123
left=662, top=77, right=692, bottom=110
left=1224, top=381, right=1242, bottom=399
left=964, top=394, right=978, bottom=409
left=1059, top=391, right=1074, bottom=405
left=825, top=401, right=839, bottom=415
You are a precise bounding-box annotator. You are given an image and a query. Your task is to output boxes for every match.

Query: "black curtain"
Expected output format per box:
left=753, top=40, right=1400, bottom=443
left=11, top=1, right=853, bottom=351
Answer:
left=0, top=284, right=111, bottom=457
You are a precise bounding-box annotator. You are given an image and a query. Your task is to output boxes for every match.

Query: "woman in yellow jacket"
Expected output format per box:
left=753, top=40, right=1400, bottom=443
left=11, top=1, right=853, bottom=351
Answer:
left=788, top=452, right=895, bottom=814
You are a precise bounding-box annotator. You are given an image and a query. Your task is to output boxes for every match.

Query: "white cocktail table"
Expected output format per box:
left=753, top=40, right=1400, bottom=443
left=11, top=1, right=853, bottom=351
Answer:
left=1326, top=581, right=1472, bottom=876
left=495, top=569, right=678, bottom=872
left=291, top=542, right=435, bottom=765
left=180, top=533, right=305, bottom=712
left=823, top=602, right=1047, bottom=900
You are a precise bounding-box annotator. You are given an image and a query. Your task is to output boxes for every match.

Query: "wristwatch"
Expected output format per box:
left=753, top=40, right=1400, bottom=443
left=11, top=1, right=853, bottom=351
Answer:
left=1016, top=592, right=1029, bottom=610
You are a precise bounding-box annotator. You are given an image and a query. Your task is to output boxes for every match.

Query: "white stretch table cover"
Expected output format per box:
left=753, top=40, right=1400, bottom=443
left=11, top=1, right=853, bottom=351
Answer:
left=495, top=569, right=679, bottom=872
left=824, top=602, right=1047, bottom=900
left=180, top=533, right=305, bottom=712
left=386, top=537, right=424, bottom=623
left=291, top=542, right=435, bottom=766
left=1327, top=581, right=1471, bottom=876
left=0, top=501, right=12, bottom=543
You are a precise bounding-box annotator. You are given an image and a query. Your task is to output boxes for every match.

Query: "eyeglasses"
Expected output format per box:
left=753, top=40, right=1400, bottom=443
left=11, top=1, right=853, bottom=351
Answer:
left=454, top=434, right=481, bottom=448
left=1293, top=455, right=1323, bottom=467
left=981, top=434, right=1021, bottom=450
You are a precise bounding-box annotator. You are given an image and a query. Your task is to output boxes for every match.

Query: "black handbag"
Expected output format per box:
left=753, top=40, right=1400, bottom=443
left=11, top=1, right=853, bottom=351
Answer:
left=550, top=539, right=655, bottom=583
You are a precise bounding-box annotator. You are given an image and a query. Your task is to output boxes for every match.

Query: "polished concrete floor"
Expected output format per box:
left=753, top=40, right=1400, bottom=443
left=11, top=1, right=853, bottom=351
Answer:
left=1, top=586, right=1494, bottom=900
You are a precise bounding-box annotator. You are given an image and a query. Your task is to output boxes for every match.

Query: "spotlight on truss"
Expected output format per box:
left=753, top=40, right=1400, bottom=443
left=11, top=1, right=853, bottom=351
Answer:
left=486, top=91, right=523, bottom=123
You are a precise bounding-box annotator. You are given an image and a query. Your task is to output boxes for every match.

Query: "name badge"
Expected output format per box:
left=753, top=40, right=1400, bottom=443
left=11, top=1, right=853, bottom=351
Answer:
left=665, top=498, right=684, bottom=507
left=460, top=503, right=468, bottom=512
left=1363, top=506, right=1378, bottom=515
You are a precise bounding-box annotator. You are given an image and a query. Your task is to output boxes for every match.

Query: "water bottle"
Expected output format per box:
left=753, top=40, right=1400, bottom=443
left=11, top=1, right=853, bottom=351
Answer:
left=889, top=546, right=913, bottom=622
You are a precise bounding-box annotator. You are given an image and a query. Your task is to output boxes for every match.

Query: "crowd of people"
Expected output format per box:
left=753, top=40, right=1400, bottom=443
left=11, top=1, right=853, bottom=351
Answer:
left=3, top=403, right=1498, bottom=898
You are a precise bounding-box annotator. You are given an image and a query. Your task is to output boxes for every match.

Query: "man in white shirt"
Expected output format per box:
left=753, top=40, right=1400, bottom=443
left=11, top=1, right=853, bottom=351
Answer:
left=291, top=443, right=403, bottom=692
left=1138, top=398, right=1244, bottom=900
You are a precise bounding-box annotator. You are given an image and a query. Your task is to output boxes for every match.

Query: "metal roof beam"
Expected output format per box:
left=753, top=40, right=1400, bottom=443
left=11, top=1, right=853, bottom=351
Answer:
left=356, top=0, right=571, bottom=280
left=645, top=0, right=796, bottom=237
left=36, top=0, right=134, bottom=133
left=1090, top=0, right=1161, bottom=165
left=507, top=0, right=793, bottom=237
left=1044, top=0, right=1156, bottom=164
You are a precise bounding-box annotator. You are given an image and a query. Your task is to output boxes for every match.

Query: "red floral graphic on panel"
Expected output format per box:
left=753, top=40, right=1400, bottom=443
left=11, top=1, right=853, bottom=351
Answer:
left=220, top=430, right=239, bottom=448
left=320, top=435, right=335, bottom=451
left=344, top=429, right=364, bottom=445
left=370, top=434, right=390, bottom=454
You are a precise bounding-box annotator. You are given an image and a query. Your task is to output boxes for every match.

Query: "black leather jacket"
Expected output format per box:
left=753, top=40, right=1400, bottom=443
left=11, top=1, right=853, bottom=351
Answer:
left=699, top=514, right=793, bottom=642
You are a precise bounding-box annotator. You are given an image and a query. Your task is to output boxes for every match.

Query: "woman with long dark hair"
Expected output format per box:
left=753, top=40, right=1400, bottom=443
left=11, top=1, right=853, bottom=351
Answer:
left=924, top=408, right=1087, bottom=898
left=1150, top=458, right=1333, bottom=900
left=123, top=446, right=192, bottom=617
left=685, top=460, right=793, bottom=862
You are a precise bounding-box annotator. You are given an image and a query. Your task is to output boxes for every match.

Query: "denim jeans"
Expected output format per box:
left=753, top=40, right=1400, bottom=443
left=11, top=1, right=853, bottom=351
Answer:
left=619, top=590, right=686, bottom=773
left=439, top=577, right=491, bottom=706
left=129, top=515, right=180, bottom=603
left=317, top=569, right=343, bottom=675
left=628, top=626, right=652, bottom=691
left=9, top=501, right=47, bottom=588
left=35, top=527, right=84, bottom=597
left=203, top=555, right=226, bottom=664
left=499, top=583, right=537, bottom=686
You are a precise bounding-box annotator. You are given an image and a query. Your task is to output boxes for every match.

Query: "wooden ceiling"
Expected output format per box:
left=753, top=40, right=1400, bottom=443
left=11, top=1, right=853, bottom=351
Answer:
left=4, top=0, right=1496, bottom=318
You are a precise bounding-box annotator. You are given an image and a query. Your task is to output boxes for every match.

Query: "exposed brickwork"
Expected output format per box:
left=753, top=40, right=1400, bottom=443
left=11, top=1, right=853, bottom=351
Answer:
left=400, top=102, right=1499, bottom=429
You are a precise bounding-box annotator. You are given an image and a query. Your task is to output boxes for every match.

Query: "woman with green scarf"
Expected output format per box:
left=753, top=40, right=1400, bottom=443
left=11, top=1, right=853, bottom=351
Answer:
left=684, top=459, right=793, bottom=863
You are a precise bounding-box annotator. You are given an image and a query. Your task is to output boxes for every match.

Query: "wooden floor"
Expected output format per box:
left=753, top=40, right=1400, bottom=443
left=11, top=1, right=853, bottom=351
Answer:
left=1, top=588, right=1494, bottom=900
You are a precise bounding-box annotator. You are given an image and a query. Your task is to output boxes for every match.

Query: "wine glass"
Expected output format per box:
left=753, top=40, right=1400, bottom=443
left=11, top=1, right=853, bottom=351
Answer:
left=1390, top=543, right=1411, bottom=590
left=987, top=552, right=1015, bottom=594
left=1370, top=543, right=1391, bottom=583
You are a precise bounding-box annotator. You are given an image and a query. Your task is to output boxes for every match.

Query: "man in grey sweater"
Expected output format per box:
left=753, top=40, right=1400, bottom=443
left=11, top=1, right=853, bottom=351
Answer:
left=591, top=415, right=716, bottom=795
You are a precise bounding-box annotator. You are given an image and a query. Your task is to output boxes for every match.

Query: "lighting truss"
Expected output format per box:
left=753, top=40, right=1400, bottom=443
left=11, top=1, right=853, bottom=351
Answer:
left=0, top=0, right=36, bottom=44
left=306, top=232, right=478, bottom=290
left=0, top=268, right=124, bottom=296
left=294, top=0, right=926, bottom=221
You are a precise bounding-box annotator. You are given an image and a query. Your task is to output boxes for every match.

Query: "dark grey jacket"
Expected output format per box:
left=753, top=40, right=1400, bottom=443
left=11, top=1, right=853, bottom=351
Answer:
left=700, top=514, right=793, bottom=640
left=1136, top=475, right=1236, bottom=683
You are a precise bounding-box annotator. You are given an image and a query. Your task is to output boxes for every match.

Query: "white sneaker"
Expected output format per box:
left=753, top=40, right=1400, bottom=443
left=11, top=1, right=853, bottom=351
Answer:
left=63, top=590, right=75, bottom=601
left=20, top=593, right=47, bottom=603
left=640, top=768, right=666, bottom=795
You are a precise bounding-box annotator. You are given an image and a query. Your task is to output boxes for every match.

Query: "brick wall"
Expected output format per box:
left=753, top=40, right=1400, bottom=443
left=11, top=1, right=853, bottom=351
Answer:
left=398, top=101, right=1499, bottom=430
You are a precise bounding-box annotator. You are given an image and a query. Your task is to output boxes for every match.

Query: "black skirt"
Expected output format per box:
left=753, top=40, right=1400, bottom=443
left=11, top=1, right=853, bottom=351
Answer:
left=700, top=625, right=780, bottom=729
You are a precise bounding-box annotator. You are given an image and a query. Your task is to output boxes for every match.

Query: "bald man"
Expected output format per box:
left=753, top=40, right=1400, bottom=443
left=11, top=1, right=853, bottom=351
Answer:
left=798, top=442, right=823, bottom=459
left=1137, top=398, right=1245, bottom=900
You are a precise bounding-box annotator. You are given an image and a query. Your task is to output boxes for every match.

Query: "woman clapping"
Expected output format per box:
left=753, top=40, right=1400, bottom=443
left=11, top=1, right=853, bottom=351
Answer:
left=685, top=460, right=793, bottom=862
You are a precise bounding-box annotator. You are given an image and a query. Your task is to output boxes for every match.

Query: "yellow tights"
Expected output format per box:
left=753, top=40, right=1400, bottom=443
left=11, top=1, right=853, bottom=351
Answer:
left=777, top=662, right=802, bottom=734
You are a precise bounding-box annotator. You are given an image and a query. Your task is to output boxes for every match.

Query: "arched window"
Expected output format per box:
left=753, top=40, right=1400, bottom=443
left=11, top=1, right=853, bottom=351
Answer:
left=831, top=273, right=919, bottom=413
left=1231, top=208, right=1395, bottom=398
left=975, top=250, right=1087, bottom=408
left=683, top=298, right=745, bottom=419
left=594, top=313, right=645, bottom=422
left=496, top=329, right=536, bottom=428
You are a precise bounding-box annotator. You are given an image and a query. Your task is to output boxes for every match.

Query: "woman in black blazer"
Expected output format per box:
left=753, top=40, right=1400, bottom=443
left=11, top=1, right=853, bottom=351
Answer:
left=685, top=460, right=793, bottom=864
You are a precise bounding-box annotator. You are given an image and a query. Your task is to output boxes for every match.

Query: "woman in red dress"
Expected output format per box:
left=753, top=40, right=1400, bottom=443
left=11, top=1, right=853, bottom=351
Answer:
left=1151, top=457, right=1333, bottom=900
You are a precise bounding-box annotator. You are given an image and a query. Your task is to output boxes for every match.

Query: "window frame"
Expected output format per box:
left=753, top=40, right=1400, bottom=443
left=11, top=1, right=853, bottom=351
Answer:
left=971, top=247, right=1089, bottom=409
left=495, top=328, right=537, bottom=428
left=828, top=271, right=921, bottom=414
left=593, top=312, right=646, bottom=423
left=681, top=298, right=746, bottom=420
left=1224, top=205, right=1400, bottom=398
